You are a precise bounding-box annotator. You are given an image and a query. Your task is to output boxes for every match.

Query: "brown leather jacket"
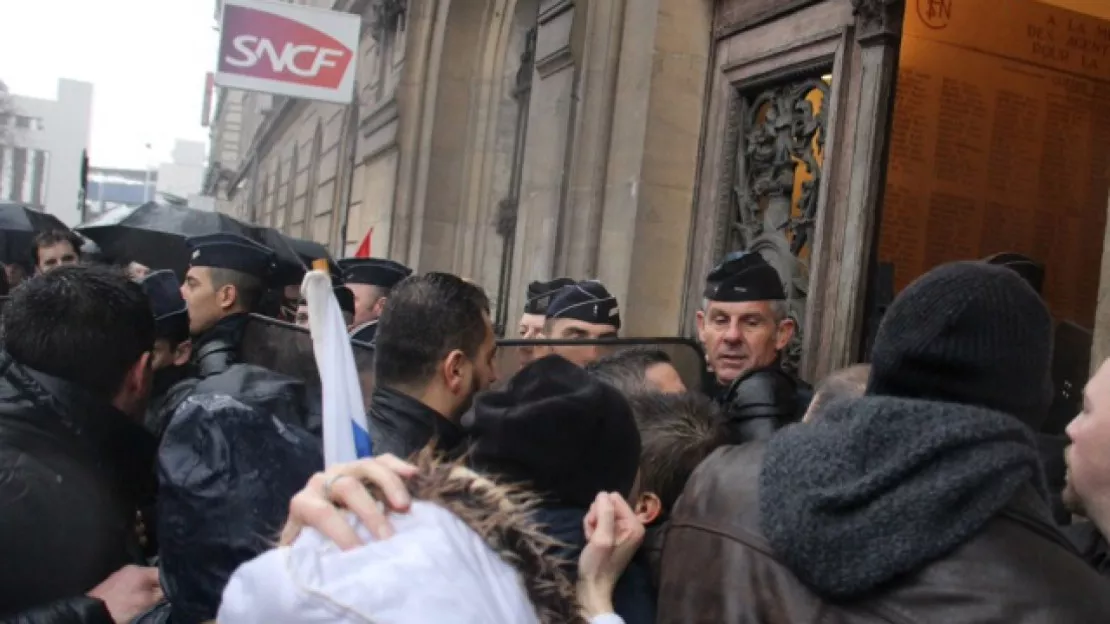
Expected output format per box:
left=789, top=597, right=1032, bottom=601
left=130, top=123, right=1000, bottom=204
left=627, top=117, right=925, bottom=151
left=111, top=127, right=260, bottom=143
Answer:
left=657, top=444, right=1110, bottom=623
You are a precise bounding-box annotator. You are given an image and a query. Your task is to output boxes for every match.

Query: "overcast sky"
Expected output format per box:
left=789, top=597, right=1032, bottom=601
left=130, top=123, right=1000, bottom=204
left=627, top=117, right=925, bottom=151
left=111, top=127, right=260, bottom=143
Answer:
left=0, top=0, right=218, bottom=169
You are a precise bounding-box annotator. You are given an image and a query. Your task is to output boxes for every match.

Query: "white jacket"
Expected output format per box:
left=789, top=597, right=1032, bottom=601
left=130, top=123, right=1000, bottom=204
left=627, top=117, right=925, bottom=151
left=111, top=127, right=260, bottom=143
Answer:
left=217, top=501, right=623, bottom=624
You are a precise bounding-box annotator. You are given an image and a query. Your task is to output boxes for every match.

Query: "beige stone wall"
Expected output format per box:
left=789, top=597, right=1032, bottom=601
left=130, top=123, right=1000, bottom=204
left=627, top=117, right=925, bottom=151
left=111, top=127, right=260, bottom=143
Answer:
left=210, top=0, right=717, bottom=338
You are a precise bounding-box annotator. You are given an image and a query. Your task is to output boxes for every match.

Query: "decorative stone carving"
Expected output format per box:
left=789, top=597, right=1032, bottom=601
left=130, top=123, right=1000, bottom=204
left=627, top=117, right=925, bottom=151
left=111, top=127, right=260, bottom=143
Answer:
left=368, top=0, right=406, bottom=42
left=730, top=77, right=829, bottom=374
left=849, top=0, right=904, bottom=43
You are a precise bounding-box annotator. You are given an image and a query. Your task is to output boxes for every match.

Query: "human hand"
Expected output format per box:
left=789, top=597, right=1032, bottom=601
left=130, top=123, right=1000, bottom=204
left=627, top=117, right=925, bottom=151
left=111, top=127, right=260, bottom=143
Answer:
left=577, top=492, right=645, bottom=617
left=278, top=454, right=418, bottom=550
left=87, top=565, right=162, bottom=623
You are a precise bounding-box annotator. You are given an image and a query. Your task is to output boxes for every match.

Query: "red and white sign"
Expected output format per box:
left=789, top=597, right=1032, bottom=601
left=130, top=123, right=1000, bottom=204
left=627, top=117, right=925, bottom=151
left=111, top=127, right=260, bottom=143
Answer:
left=214, top=0, right=360, bottom=104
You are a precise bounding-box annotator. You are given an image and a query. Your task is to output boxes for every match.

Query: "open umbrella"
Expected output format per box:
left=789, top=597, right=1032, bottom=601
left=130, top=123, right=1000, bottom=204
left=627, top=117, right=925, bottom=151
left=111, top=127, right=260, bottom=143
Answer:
left=0, top=202, right=71, bottom=268
left=77, top=202, right=253, bottom=277
left=250, top=227, right=339, bottom=286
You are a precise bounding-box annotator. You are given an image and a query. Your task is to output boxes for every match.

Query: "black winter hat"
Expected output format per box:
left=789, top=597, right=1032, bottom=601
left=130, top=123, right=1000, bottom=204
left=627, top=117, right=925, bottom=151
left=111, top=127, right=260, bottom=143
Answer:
left=466, top=355, right=641, bottom=508
left=867, top=261, right=1054, bottom=429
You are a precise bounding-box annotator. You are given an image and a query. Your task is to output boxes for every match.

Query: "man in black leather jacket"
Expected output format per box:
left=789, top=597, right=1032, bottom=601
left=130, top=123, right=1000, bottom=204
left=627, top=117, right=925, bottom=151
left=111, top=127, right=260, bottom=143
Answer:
left=0, top=266, right=163, bottom=623
left=368, top=272, right=498, bottom=459
left=695, top=251, right=811, bottom=444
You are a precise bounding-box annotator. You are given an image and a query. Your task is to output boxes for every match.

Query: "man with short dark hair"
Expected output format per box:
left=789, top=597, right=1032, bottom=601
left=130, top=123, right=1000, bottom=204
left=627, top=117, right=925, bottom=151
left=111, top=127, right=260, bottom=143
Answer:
left=625, top=391, right=726, bottom=594
left=369, top=272, right=499, bottom=459
left=0, top=265, right=163, bottom=623
left=587, top=348, right=686, bottom=395
left=338, top=258, right=412, bottom=343
left=542, top=280, right=620, bottom=367
left=31, top=228, right=82, bottom=273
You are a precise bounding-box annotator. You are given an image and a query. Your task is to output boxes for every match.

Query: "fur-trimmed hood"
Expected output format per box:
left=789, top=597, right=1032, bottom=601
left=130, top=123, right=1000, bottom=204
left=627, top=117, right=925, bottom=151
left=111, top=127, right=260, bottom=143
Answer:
left=217, top=450, right=584, bottom=624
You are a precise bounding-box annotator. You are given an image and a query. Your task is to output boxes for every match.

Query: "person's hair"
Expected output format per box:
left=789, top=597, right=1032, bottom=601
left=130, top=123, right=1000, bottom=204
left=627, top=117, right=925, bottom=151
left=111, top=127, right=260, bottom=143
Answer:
left=209, top=267, right=265, bottom=312
left=626, top=392, right=727, bottom=513
left=701, top=297, right=789, bottom=323
left=374, top=272, right=491, bottom=388
left=806, top=363, right=871, bottom=422
left=3, top=265, right=154, bottom=399
left=586, top=348, right=673, bottom=396
left=31, top=229, right=83, bottom=266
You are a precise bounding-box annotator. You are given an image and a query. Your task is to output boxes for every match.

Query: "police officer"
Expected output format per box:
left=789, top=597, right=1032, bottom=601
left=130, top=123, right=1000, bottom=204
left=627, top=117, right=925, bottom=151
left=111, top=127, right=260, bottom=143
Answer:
left=154, top=234, right=322, bottom=622
left=543, top=280, right=621, bottom=367
left=136, top=269, right=194, bottom=437
left=173, top=232, right=320, bottom=434
left=338, top=258, right=413, bottom=343
left=695, top=251, right=811, bottom=443
left=517, top=277, right=575, bottom=367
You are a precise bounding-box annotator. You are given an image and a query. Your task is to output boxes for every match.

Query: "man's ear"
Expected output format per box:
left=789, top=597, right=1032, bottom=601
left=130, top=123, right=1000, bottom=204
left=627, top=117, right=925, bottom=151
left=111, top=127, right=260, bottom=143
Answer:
left=117, top=351, right=153, bottom=412
left=775, top=316, right=796, bottom=351
left=695, top=309, right=707, bottom=344
left=634, top=492, right=663, bottom=525
left=372, top=296, right=388, bottom=317
left=442, top=349, right=466, bottom=394
left=216, top=284, right=238, bottom=311
left=172, top=340, right=193, bottom=367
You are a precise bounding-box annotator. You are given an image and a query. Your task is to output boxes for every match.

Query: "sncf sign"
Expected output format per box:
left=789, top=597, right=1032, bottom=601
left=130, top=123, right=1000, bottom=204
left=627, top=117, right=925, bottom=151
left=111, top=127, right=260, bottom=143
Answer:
left=214, top=0, right=360, bottom=104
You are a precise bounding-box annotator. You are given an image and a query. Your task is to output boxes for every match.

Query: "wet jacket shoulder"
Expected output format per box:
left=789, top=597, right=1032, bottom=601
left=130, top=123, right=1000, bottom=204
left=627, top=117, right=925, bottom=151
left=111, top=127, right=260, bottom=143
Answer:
left=717, top=367, right=804, bottom=444
left=367, top=386, right=466, bottom=460
left=658, top=443, right=1110, bottom=624
left=0, top=597, right=112, bottom=624
left=0, top=353, right=154, bottom=621
left=177, top=314, right=321, bottom=436
left=156, top=393, right=322, bottom=623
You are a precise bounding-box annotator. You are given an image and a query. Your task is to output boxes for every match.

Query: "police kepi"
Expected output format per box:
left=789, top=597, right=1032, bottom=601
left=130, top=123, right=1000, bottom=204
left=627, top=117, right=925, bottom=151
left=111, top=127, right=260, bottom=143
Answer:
left=542, top=280, right=621, bottom=367
left=338, top=257, right=412, bottom=344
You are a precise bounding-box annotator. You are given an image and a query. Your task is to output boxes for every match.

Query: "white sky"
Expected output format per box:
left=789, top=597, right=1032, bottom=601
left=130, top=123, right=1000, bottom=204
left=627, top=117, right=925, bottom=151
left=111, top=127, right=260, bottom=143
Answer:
left=0, top=0, right=219, bottom=169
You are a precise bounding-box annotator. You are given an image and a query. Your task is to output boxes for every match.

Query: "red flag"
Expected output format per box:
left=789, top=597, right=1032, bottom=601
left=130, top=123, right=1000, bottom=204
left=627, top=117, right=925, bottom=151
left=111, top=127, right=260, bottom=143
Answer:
left=353, top=227, right=373, bottom=258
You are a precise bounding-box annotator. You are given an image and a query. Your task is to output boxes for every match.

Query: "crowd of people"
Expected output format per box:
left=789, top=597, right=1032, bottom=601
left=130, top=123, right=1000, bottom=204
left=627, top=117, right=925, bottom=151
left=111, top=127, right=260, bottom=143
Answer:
left=0, top=224, right=1108, bottom=623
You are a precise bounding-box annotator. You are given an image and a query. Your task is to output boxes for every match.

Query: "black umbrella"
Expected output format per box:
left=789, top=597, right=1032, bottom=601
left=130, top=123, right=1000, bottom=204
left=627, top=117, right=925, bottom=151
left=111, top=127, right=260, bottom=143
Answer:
left=0, top=202, right=71, bottom=268
left=77, top=202, right=253, bottom=277
left=249, top=227, right=340, bottom=286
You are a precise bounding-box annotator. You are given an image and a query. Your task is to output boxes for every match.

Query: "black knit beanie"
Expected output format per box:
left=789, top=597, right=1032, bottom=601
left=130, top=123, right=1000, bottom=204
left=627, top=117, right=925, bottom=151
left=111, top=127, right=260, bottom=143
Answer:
left=868, top=261, right=1053, bottom=429
left=466, top=355, right=642, bottom=509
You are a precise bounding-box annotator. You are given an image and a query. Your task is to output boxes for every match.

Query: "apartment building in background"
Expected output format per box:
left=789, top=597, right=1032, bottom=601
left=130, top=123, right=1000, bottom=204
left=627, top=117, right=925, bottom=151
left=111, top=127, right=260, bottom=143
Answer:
left=0, top=78, right=93, bottom=226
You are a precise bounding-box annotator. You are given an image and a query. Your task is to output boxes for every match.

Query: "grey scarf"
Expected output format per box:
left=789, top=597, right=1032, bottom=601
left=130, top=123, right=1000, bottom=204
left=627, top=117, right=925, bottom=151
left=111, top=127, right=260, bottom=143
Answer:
left=759, top=395, right=1047, bottom=599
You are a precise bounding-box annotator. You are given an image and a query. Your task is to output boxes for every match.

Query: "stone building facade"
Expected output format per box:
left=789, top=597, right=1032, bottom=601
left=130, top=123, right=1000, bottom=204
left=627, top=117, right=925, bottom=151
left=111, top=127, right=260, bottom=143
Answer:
left=205, top=0, right=1110, bottom=381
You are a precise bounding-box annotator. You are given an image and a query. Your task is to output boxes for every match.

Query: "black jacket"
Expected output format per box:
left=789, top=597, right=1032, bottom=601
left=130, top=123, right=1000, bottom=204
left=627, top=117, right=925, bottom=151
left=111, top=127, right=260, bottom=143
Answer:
left=0, top=352, right=156, bottom=624
left=532, top=506, right=656, bottom=624
left=716, top=366, right=810, bottom=444
left=156, top=393, right=322, bottom=623
left=162, top=314, right=321, bottom=436
left=367, top=386, right=465, bottom=460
